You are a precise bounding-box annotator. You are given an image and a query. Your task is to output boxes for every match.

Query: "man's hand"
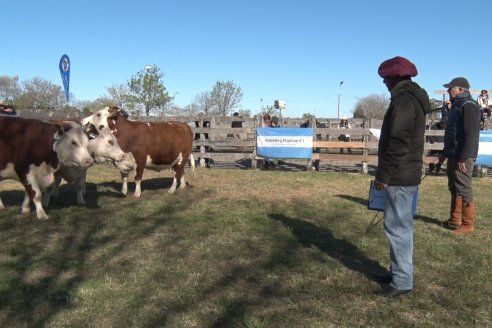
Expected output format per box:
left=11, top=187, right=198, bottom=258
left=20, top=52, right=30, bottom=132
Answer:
left=458, top=160, right=467, bottom=173
left=373, top=180, right=388, bottom=190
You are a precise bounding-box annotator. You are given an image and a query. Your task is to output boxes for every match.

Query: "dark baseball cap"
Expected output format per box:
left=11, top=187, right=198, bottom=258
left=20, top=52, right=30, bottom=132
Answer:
left=443, top=77, right=470, bottom=89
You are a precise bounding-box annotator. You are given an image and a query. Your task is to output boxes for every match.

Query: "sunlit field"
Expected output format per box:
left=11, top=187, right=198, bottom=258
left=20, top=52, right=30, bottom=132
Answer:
left=0, top=165, right=491, bottom=327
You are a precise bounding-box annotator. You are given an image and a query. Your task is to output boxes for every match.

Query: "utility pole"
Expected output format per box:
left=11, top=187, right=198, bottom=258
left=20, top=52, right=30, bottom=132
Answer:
left=337, top=81, right=344, bottom=119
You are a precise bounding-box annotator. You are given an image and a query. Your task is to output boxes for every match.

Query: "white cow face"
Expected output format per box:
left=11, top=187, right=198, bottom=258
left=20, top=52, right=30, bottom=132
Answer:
left=86, top=125, right=126, bottom=163
left=82, top=106, right=112, bottom=130
left=53, top=123, right=94, bottom=167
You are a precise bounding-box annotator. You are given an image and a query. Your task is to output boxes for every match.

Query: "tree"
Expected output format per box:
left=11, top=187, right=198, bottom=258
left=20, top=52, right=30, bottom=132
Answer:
left=209, top=80, right=243, bottom=116
left=16, top=77, right=65, bottom=112
left=107, top=83, right=130, bottom=109
left=0, top=75, right=21, bottom=103
left=258, top=105, right=277, bottom=117
left=126, top=65, right=173, bottom=117
left=353, top=93, right=389, bottom=120
left=193, top=91, right=214, bottom=115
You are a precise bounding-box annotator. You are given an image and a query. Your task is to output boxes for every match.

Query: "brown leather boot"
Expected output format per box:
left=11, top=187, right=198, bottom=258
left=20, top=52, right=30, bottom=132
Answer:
left=443, top=195, right=462, bottom=229
left=452, top=201, right=475, bottom=235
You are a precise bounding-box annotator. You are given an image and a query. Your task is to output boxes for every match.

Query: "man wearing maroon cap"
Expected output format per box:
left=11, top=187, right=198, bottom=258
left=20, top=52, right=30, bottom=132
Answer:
left=373, top=56, right=431, bottom=297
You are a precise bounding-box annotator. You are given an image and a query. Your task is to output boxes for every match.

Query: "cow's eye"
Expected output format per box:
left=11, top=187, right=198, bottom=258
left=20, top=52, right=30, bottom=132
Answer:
left=72, top=141, right=78, bottom=147
left=96, top=113, right=101, bottom=117
left=109, top=140, right=114, bottom=146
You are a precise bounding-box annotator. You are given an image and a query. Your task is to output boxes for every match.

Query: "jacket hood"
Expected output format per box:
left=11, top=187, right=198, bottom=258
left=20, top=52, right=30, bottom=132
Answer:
left=392, top=80, right=432, bottom=115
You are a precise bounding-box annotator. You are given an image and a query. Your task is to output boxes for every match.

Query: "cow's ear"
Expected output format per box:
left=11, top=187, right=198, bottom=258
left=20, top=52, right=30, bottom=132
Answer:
left=88, top=124, right=99, bottom=139
left=108, top=106, right=119, bottom=119
left=54, top=124, right=66, bottom=140
left=83, top=123, right=99, bottom=140
left=121, top=109, right=129, bottom=118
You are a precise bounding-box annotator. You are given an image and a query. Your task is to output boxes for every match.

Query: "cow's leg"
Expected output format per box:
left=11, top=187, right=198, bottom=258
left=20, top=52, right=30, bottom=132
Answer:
left=120, top=171, right=129, bottom=196
left=23, top=183, right=48, bottom=219
left=42, top=175, right=62, bottom=208
left=133, top=160, right=146, bottom=198
left=33, top=189, right=49, bottom=220
left=21, top=192, right=31, bottom=214
left=81, top=170, right=87, bottom=195
left=179, top=174, right=186, bottom=190
left=168, top=175, right=178, bottom=194
left=0, top=196, right=5, bottom=210
left=75, top=172, right=86, bottom=206
left=51, top=175, right=62, bottom=198
left=134, top=179, right=142, bottom=198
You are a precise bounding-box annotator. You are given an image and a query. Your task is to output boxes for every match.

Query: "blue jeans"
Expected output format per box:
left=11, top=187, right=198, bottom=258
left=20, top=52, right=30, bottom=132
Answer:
left=383, top=185, right=418, bottom=290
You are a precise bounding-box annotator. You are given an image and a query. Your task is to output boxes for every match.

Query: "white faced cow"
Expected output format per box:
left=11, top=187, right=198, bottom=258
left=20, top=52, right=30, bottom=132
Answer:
left=42, top=123, right=126, bottom=207
left=0, top=117, right=94, bottom=219
left=82, top=106, right=195, bottom=197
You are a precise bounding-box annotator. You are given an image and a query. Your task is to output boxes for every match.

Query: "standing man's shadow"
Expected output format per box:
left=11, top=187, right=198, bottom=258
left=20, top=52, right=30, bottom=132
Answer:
left=269, top=213, right=388, bottom=282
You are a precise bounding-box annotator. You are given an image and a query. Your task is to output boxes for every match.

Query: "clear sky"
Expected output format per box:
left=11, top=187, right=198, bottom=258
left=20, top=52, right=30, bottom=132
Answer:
left=3, top=0, right=491, bottom=118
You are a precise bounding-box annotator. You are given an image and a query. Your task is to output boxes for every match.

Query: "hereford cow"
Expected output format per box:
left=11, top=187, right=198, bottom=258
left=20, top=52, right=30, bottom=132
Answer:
left=0, top=117, right=94, bottom=219
left=82, top=106, right=195, bottom=197
left=43, top=124, right=126, bottom=207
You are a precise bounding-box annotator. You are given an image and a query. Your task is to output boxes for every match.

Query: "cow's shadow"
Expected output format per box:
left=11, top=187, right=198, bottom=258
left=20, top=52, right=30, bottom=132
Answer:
left=43, top=182, right=115, bottom=210
left=99, top=177, right=175, bottom=194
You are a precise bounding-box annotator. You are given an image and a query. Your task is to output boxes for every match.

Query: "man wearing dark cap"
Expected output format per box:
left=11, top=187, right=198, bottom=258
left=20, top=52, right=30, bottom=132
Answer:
left=374, top=56, right=431, bottom=297
left=439, top=77, right=480, bottom=235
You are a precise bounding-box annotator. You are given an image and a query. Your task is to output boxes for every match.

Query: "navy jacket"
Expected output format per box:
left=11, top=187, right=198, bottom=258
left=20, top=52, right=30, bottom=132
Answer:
left=443, top=92, right=480, bottom=159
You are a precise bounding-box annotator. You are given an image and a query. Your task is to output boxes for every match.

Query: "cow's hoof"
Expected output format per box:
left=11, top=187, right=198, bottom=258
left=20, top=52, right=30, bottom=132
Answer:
left=21, top=208, right=31, bottom=215
left=37, top=215, right=49, bottom=220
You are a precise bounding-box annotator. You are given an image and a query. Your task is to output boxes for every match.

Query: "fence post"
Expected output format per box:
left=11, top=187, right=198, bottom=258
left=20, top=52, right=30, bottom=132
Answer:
left=362, top=161, right=368, bottom=174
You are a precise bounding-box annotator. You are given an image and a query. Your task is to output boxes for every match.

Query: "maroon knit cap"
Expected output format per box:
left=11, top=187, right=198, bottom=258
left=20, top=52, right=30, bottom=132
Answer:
left=378, top=56, right=418, bottom=78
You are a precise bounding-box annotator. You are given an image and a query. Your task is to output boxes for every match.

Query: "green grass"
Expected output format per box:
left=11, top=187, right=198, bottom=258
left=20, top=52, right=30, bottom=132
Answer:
left=0, top=166, right=491, bottom=327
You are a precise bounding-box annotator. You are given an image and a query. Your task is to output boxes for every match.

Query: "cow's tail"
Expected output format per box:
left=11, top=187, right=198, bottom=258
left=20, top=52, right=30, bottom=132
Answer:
left=189, top=153, right=196, bottom=179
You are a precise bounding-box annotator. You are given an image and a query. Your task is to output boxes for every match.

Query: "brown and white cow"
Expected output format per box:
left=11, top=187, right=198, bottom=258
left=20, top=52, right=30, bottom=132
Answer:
left=42, top=124, right=126, bottom=207
left=0, top=117, right=94, bottom=219
left=82, top=106, right=195, bottom=197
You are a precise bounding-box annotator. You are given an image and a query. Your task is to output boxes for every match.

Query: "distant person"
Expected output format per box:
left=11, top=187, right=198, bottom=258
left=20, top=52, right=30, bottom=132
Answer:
left=439, top=77, right=480, bottom=235
left=0, top=104, right=17, bottom=116
left=338, top=116, right=352, bottom=154
left=373, top=56, right=431, bottom=298
left=262, top=114, right=271, bottom=128
left=270, top=116, right=280, bottom=127
left=477, top=90, right=491, bottom=130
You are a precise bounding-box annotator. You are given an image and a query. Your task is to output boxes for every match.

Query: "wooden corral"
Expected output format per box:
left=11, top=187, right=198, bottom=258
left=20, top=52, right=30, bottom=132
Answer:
left=13, top=112, right=489, bottom=177
left=187, top=115, right=468, bottom=175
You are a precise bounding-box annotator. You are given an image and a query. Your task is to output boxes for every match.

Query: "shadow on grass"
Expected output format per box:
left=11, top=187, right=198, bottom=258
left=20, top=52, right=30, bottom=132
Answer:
left=269, top=213, right=387, bottom=282
left=100, top=176, right=175, bottom=194
left=335, top=194, right=368, bottom=207
left=0, top=186, right=210, bottom=327
left=414, top=214, right=444, bottom=227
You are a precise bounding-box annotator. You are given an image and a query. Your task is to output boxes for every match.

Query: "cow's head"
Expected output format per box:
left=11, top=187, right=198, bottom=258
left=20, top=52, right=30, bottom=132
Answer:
left=83, top=124, right=126, bottom=163
left=53, top=122, right=94, bottom=168
left=81, top=106, right=129, bottom=131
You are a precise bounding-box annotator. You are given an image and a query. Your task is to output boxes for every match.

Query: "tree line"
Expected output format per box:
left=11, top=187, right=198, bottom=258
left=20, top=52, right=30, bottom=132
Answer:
left=1, top=67, right=442, bottom=119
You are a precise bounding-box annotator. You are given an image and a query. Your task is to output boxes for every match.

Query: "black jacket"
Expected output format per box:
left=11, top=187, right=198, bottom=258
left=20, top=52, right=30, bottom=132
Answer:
left=376, top=80, right=431, bottom=186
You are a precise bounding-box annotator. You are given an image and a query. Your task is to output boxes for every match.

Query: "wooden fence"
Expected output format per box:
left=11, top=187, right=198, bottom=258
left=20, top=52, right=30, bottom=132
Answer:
left=188, top=116, right=480, bottom=175
left=13, top=112, right=488, bottom=176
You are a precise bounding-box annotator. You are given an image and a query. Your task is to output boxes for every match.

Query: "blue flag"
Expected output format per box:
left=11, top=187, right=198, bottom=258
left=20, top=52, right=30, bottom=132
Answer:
left=59, top=54, right=70, bottom=102
left=257, top=128, right=313, bottom=159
